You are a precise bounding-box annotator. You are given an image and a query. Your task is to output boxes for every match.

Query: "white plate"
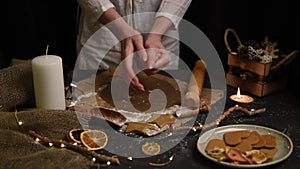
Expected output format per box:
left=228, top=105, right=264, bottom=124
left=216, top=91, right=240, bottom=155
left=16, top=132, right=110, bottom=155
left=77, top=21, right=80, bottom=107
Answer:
left=197, top=124, right=293, bottom=168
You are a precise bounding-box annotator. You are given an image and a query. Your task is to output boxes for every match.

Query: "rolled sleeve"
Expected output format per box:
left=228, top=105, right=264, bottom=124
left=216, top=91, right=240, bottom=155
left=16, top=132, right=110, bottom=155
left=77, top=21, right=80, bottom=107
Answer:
left=156, top=0, right=192, bottom=28
left=77, top=0, right=115, bottom=24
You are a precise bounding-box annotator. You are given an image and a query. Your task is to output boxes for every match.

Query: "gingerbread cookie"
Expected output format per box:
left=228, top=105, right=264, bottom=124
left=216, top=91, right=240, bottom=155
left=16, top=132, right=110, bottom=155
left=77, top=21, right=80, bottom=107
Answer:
left=235, top=140, right=253, bottom=153
left=244, top=131, right=260, bottom=145
left=261, top=148, right=278, bottom=158
left=125, top=122, right=157, bottom=135
left=252, top=133, right=266, bottom=149
left=148, top=114, right=176, bottom=128
left=223, top=130, right=251, bottom=146
left=262, top=134, right=277, bottom=148
left=205, top=139, right=227, bottom=153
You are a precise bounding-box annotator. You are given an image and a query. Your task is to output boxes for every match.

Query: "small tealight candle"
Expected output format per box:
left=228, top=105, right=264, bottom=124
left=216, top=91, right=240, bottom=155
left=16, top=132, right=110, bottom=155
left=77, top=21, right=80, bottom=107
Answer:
left=32, top=52, right=66, bottom=110
left=229, top=87, right=254, bottom=104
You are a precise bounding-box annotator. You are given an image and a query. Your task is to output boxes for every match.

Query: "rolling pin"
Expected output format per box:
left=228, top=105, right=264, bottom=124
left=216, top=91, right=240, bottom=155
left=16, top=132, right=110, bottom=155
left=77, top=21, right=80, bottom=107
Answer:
left=183, top=60, right=206, bottom=109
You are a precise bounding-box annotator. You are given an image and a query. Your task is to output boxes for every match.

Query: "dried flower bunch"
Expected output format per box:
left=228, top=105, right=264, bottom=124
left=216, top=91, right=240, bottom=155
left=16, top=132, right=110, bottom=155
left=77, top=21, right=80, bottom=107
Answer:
left=237, top=37, right=280, bottom=63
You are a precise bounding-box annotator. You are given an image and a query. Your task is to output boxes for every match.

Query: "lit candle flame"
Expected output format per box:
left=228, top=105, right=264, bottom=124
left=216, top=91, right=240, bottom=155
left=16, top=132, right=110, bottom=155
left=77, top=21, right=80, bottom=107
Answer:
left=230, top=87, right=254, bottom=103
left=236, top=87, right=241, bottom=99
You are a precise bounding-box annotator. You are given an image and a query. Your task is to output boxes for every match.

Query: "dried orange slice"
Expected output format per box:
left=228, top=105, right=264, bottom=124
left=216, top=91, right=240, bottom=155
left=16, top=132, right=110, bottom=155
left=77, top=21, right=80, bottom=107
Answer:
left=245, top=150, right=268, bottom=164
left=68, top=128, right=85, bottom=144
left=80, top=130, right=108, bottom=150
left=142, top=142, right=160, bottom=156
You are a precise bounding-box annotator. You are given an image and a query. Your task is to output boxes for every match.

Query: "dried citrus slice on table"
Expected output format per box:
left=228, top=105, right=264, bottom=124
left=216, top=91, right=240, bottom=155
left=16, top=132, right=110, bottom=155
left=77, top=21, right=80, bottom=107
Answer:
left=142, top=142, right=160, bottom=156
left=80, top=130, right=108, bottom=150
left=68, top=128, right=85, bottom=145
left=245, top=150, right=268, bottom=164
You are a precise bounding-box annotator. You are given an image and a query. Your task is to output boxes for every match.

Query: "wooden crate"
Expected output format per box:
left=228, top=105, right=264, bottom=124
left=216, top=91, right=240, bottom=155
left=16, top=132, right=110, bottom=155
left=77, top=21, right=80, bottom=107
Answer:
left=226, top=53, right=288, bottom=97
left=224, top=28, right=298, bottom=97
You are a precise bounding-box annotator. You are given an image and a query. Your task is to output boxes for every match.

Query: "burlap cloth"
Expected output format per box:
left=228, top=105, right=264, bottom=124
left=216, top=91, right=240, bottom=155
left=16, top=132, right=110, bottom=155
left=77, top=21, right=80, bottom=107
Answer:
left=0, top=110, right=94, bottom=169
left=0, top=59, right=35, bottom=111
left=0, top=60, right=93, bottom=169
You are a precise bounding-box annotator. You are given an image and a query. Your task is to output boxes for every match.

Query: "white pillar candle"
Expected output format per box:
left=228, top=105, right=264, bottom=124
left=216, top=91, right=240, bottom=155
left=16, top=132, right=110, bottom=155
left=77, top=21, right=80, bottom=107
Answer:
left=32, top=55, right=66, bottom=110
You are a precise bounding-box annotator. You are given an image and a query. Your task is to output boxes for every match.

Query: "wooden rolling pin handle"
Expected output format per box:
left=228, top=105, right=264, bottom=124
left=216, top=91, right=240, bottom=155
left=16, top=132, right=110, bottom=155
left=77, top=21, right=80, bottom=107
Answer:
left=183, top=60, right=206, bottom=108
left=184, top=92, right=200, bottom=108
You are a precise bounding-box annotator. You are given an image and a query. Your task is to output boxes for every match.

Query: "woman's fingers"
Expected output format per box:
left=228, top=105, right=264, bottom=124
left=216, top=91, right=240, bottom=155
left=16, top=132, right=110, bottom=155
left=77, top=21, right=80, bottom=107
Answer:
left=153, top=49, right=171, bottom=69
left=144, top=48, right=171, bottom=75
left=121, top=36, right=145, bottom=91
left=146, top=49, right=157, bottom=70
left=132, top=35, right=148, bottom=62
left=130, top=76, right=145, bottom=91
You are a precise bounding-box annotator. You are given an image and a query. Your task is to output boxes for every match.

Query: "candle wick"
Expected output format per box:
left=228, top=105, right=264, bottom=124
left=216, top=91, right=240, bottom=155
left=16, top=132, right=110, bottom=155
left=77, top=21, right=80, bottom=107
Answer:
left=46, top=45, right=49, bottom=55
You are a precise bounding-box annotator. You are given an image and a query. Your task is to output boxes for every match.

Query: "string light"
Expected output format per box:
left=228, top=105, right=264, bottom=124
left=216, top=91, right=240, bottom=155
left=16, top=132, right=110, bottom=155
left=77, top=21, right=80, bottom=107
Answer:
left=106, top=161, right=111, bottom=165
left=127, top=157, right=133, bottom=161
left=70, top=83, right=77, bottom=88
left=14, top=107, right=23, bottom=127
left=28, top=130, right=120, bottom=166
left=18, top=121, right=23, bottom=126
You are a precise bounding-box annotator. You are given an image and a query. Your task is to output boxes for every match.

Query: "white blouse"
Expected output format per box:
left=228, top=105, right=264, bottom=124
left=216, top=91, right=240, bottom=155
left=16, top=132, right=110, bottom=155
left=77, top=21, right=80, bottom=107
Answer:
left=76, top=0, right=192, bottom=70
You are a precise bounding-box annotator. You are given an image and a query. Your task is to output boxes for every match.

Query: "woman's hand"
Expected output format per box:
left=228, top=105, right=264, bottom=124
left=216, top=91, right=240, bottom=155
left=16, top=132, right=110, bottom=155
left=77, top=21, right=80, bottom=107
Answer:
left=99, top=8, right=147, bottom=91
left=144, top=33, right=171, bottom=75
left=120, top=30, right=147, bottom=91
left=143, top=16, right=174, bottom=75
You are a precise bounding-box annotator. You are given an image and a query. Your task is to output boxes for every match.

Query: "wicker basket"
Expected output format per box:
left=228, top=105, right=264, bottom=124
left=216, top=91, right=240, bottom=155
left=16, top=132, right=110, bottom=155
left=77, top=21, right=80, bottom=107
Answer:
left=224, top=28, right=299, bottom=97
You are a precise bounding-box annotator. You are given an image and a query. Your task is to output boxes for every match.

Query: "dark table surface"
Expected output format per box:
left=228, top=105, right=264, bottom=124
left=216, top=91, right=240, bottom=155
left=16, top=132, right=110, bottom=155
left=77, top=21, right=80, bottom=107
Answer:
left=98, top=86, right=300, bottom=169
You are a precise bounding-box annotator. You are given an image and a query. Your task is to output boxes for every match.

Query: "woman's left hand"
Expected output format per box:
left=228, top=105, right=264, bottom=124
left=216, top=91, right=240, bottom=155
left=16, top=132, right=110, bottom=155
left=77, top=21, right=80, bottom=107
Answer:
left=144, top=33, right=171, bottom=75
